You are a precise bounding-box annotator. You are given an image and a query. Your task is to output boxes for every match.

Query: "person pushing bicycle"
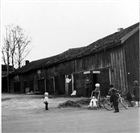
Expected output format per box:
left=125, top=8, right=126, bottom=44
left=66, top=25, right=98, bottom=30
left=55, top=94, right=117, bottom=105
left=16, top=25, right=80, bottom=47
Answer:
left=108, top=84, right=119, bottom=96
left=110, top=89, right=119, bottom=113
left=108, top=84, right=120, bottom=113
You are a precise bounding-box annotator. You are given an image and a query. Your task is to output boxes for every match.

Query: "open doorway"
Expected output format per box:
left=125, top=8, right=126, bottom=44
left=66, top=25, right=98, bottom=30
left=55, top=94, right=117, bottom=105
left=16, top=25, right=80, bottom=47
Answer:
left=92, top=69, right=110, bottom=96
left=92, top=74, right=98, bottom=90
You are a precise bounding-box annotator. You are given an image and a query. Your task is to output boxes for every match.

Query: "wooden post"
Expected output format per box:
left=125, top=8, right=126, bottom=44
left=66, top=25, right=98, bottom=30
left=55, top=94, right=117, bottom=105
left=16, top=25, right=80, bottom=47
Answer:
left=44, top=78, right=47, bottom=92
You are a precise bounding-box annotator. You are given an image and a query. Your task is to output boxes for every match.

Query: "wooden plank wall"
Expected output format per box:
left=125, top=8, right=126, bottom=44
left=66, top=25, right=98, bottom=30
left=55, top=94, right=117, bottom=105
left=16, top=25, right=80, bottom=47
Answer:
left=123, top=31, right=139, bottom=93
left=15, top=32, right=139, bottom=94
left=110, top=46, right=126, bottom=91
left=44, top=46, right=127, bottom=94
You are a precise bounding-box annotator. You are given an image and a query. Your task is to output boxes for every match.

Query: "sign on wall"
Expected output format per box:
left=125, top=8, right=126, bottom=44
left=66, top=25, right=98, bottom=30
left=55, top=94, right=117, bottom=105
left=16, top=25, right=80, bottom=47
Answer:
left=83, top=71, right=90, bottom=74
left=92, top=71, right=100, bottom=74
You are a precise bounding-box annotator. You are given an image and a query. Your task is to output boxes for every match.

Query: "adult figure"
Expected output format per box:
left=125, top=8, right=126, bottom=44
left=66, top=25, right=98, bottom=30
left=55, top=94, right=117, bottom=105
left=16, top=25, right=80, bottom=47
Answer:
left=93, top=83, right=100, bottom=99
left=85, top=77, right=91, bottom=97
left=133, top=80, right=140, bottom=107
left=91, top=83, right=101, bottom=107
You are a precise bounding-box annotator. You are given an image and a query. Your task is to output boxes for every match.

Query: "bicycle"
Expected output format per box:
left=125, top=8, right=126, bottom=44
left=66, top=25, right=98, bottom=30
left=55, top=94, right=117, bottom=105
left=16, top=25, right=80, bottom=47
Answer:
left=90, top=90, right=128, bottom=111
left=103, top=92, right=128, bottom=111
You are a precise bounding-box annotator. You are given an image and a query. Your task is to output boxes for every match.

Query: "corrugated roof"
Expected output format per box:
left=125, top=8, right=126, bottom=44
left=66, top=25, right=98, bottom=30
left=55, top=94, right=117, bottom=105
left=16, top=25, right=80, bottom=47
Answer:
left=11, top=22, right=139, bottom=75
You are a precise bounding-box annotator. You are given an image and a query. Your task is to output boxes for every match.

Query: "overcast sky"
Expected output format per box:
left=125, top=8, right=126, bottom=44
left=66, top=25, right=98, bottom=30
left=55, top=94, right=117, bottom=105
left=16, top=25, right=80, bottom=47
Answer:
left=1, top=0, right=139, bottom=63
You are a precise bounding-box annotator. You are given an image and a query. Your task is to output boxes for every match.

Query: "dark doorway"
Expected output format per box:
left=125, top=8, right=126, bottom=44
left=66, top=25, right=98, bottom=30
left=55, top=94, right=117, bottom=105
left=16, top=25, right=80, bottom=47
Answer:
left=59, top=75, right=65, bottom=94
left=74, top=72, right=86, bottom=97
left=23, top=81, right=27, bottom=93
left=54, top=75, right=65, bottom=94
left=67, top=75, right=72, bottom=95
left=91, top=68, right=110, bottom=96
left=92, top=74, right=98, bottom=90
left=97, top=68, right=110, bottom=96
left=29, top=81, right=34, bottom=92
left=38, top=79, right=45, bottom=93
left=46, top=78, right=55, bottom=94
left=54, top=76, right=59, bottom=94
left=14, top=82, right=20, bottom=92
left=2, top=77, right=7, bottom=92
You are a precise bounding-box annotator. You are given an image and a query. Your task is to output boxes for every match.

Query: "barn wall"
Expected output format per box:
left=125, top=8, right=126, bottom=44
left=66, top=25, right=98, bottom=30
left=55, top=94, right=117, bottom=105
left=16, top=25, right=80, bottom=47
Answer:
left=74, top=50, right=111, bottom=96
left=9, top=76, right=14, bottom=93
left=9, top=31, right=138, bottom=95
left=19, top=71, right=36, bottom=93
left=14, top=68, right=47, bottom=94
left=44, top=45, right=127, bottom=96
left=123, top=31, right=139, bottom=92
left=75, top=49, right=111, bottom=73
left=110, top=46, right=126, bottom=91
left=9, top=45, right=127, bottom=95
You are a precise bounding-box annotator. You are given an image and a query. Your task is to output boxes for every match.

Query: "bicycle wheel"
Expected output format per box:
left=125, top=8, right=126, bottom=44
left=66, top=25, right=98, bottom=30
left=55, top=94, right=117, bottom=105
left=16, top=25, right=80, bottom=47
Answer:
left=120, top=98, right=128, bottom=109
left=103, top=99, right=113, bottom=111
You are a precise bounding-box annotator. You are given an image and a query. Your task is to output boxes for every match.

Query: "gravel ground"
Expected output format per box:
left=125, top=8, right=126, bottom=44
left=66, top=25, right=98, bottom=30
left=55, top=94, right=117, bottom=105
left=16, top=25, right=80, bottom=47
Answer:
left=2, top=93, right=140, bottom=133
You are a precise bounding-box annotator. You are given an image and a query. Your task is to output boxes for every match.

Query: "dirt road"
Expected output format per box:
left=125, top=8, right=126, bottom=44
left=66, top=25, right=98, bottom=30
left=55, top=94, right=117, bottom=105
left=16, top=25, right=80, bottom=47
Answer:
left=2, top=94, right=140, bottom=133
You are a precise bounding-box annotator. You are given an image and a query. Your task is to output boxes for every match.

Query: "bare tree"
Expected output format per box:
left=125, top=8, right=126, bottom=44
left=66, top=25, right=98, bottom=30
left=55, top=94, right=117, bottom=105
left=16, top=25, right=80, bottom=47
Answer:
left=2, top=26, right=11, bottom=92
left=15, top=26, right=31, bottom=68
left=2, top=24, right=32, bottom=69
left=2, top=27, right=10, bottom=66
left=1, top=45, right=7, bottom=65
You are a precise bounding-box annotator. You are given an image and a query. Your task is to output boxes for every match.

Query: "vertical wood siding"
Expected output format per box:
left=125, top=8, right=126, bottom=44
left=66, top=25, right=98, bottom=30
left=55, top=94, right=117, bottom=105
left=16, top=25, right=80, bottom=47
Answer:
left=12, top=32, right=139, bottom=95
left=124, top=31, right=139, bottom=92
left=110, top=46, right=126, bottom=91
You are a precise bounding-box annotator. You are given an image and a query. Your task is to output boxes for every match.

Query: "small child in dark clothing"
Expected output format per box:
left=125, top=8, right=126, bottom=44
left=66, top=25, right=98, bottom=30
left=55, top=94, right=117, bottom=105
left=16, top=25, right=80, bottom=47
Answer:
left=110, top=89, right=119, bottom=113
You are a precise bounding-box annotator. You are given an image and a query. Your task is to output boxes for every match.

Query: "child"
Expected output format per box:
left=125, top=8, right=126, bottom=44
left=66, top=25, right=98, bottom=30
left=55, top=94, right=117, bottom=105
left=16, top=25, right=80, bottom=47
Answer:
left=110, top=89, right=119, bottom=113
left=89, top=96, right=98, bottom=108
left=108, top=84, right=118, bottom=95
left=91, top=83, right=101, bottom=107
left=44, top=92, right=49, bottom=110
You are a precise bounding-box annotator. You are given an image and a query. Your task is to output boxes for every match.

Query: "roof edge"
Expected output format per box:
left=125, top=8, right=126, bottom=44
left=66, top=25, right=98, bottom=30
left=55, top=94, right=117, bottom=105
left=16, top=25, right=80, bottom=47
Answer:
left=121, top=25, right=139, bottom=44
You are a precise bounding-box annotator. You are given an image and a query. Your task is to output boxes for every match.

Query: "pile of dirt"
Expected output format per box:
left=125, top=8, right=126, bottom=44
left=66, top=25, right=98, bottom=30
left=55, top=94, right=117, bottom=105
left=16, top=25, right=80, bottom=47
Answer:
left=75, top=98, right=90, bottom=105
left=58, top=100, right=82, bottom=108
left=2, top=98, right=12, bottom=101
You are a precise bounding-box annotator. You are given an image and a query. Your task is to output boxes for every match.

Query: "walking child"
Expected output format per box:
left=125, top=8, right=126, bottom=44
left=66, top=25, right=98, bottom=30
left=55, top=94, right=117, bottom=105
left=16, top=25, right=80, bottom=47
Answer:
left=44, top=92, right=49, bottom=110
left=110, top=89, right=119, bottom=113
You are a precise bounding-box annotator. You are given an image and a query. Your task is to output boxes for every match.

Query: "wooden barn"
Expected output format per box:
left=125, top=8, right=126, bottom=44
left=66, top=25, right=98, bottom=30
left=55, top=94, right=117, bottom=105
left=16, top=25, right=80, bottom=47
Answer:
left=9, top=22, right=139, bottom=97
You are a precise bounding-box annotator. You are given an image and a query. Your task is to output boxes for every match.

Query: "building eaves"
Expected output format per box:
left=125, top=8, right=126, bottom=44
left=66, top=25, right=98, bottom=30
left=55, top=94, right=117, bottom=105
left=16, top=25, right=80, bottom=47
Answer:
left=11, top=22, right=139, bottom=75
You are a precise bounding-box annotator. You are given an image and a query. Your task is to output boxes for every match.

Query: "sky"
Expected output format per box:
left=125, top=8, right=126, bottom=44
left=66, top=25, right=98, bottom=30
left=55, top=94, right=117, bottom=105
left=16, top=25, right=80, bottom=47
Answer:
left=1, top=0, right=139, bottom=64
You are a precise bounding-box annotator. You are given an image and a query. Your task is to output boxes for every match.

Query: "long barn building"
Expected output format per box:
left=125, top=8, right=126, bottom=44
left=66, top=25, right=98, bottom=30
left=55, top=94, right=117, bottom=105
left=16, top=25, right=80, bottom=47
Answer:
left=9, top=22, right=139, bottom=97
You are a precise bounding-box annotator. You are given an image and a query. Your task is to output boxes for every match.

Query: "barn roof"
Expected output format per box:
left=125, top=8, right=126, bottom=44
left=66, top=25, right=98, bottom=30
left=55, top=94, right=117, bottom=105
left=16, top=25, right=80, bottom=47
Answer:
left=11, top=47, right=85, bottom=75
left=76, top=22, right=139, bottom=57
left=11, top=22, right=139, bottom=75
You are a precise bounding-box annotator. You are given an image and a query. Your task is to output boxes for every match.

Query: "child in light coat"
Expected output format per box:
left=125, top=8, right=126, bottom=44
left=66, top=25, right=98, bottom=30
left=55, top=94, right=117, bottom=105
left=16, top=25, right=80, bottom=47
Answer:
left=89, top=96, right=98, bottom=108
left=44, top=92, right=49, bottom=110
